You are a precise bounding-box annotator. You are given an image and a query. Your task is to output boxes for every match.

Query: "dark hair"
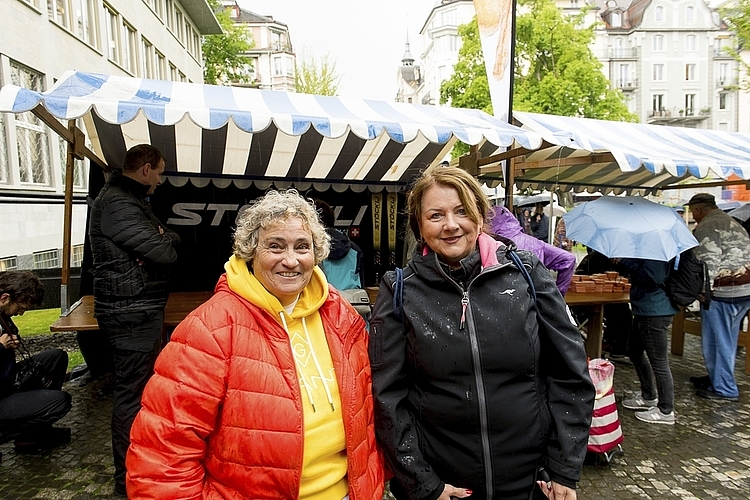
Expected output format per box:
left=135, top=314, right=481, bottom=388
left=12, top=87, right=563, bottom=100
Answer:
left=313, top=199, right=336, bottom=228
left=0, top=271, right=44, bottom=306
left=122, top=144, right=166, bottom=173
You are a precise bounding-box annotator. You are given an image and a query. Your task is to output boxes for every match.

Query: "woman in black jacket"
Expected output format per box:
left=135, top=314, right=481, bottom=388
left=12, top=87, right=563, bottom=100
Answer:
left=369, top=165, right=594, bottom=500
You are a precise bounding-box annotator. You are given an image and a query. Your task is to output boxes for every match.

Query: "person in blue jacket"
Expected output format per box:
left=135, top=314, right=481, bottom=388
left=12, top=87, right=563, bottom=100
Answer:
left=314, top=199, right=365, bottom=291
left=615, top=258, right=678, bottom=425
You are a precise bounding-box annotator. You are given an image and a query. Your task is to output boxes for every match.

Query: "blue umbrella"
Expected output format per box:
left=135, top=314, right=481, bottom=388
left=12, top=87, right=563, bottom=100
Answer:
left=563, top=196, right=698, bottom=261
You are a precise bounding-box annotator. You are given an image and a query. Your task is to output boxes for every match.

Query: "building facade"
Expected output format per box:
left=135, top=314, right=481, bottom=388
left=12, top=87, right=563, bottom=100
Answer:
left=591, top=0, right=738, bottom=130
left=0, top=0, right=220, bottom=271
left=223, top=1, right=295, bottom=91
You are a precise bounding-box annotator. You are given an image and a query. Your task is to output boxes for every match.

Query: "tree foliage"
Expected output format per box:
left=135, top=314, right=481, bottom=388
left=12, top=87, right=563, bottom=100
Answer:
left=720, top=1, right=750, bottom=90
left=294, top=50, right=342, bottom=96
left=440, top=0, right=636, bottom=122
left=202, top=0, right=254, bottom=85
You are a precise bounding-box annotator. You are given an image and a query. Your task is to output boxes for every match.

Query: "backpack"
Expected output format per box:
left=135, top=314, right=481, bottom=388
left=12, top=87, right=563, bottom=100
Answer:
left=663, top=248, right=711, bottom=309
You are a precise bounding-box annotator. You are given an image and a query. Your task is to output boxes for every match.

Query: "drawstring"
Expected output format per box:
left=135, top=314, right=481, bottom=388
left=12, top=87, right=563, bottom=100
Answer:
left=278, top=312, right=336, bottom=413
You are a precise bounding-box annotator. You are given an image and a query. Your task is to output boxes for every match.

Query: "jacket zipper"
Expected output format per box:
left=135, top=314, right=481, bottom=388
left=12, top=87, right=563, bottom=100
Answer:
left=441, top=267, right=495, bottom=500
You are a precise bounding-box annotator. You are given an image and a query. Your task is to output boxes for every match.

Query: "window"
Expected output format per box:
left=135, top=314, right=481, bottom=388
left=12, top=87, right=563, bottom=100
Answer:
left=165, top=0, right=174, bottom=31
left=611, top=12, right=621, bottom=28
left=655, top=6, right=664, bottom=21
left=142, top=38, right=155, bottom=78
left=437, top=35, right=459, bottom=52
left=653, top=63, right=664, bottom=81
left=178, top=71, right=187, bottom=82
left=33, top=250, right=59, bottom=269
left=719, top=92, right=727, bottom=110
left=719, top=62, right=729, bottom=84
left=170, top=63, right=178, bottom=81
left=71, top=245, right=84, bottom=268
left=10, top=62, right=52, bottom=186
left=274, top=57, right=282, bottom=76
left=0, top=114, right=8, bottom=184
left=105, top=5, right=120, bottom=63
left=155, top=50, right=167, bottom=80
left=652, top=94, right=664, bottom=112
left=0, top=257, right=18, bottom=272
left=57, top=118, right=87, bottom=189
left=685, top=64, right=696, bottom=81
left=685, top=94, right=695, bottom=115
left=685, top=35, right=696, bottom=51
left=440, top=8, right=457, bottom=27
left=47, top=0, right=99, bottom=47
left=192, top=29, right=201, bottom=59
left=570, top=0, right=578, bottom=6
left=174, top=8, right=184, bottom=43
left=653, top=34, right=664, bottom=51
left=123, top=22, right=138, bottom=74
left=619, top=63, right=630, bottom=87
left=686, top=6, right=694, bottom=21
left=286, top=56, right=294, bottom=77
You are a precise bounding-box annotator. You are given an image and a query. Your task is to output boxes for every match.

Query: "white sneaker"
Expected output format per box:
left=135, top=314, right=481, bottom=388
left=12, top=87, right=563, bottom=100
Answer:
left=635, top=407, right=675, bottom=425
left=622, top=395, right=658, bottom=410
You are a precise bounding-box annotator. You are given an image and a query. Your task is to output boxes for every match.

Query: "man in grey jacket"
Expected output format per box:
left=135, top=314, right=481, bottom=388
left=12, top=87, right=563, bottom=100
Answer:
left=89, top=144, right=179, bottom=496
left=687, top=193, right=750, bottom=402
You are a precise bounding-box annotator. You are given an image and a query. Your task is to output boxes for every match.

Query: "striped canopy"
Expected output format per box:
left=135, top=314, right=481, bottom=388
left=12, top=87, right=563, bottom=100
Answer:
left=0, top=70, right=543, bottom=191
left=502, top=111, right=750, bottom=195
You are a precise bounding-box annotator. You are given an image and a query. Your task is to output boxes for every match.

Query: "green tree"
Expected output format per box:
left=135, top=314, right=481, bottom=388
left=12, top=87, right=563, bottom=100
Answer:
left=294, top=49, right=342, bottom=96
left=202, top=0, right=254, bottom=85
left=440, top=0, right=636, bottom=121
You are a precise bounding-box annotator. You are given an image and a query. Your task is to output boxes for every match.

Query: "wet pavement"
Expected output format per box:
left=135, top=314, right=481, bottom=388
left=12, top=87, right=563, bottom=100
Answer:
left=0, top=334, right=748, bottom=499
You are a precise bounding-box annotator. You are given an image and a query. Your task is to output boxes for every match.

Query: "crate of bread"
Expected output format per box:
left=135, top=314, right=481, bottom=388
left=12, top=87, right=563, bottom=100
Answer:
left=570, top=272, right=630, bottom=293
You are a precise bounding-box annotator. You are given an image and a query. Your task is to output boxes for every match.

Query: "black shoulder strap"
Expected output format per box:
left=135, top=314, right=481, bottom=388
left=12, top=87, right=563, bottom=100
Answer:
left=508, top=249, right=537, bottom=303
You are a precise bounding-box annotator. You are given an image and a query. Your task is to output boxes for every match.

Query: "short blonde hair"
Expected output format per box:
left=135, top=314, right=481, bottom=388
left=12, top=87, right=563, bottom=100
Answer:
left=233, top=189, right=330, bottom=265
left=407, top=164, right=490, bottom=240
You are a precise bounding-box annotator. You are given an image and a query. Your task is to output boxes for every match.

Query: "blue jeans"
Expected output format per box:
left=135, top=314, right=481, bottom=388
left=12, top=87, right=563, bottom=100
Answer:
left=700, top=297, right=750, bottom=398
left=627, top=315, right=674, bottom=414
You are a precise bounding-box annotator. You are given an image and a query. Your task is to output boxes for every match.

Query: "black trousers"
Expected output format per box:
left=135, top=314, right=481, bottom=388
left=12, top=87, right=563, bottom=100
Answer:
left=0, top=349, right=72, bottom=441
left=97, top=310, right=163, bottom=490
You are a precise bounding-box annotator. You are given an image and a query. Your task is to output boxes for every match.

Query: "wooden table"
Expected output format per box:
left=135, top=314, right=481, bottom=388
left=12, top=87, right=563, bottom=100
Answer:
left=565, top=291, right=631, bottom=359
left=50, top=292, right=213, bottom=332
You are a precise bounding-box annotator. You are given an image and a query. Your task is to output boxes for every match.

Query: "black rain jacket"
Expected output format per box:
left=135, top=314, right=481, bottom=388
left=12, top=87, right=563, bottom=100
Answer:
left=369, top=235, right=594, bottom=500
left=89, top=171, right=179, bottom=315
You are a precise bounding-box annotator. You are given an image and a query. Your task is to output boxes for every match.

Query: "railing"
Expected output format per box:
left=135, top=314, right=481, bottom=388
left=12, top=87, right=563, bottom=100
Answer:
left=606, top=47, right=638, bottom=58
left=615, top=78, right=638, bottom=89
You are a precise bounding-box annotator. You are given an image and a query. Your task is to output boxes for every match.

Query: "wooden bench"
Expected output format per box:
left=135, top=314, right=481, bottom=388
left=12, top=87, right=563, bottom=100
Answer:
left=671, top=307, right=750, bottom=375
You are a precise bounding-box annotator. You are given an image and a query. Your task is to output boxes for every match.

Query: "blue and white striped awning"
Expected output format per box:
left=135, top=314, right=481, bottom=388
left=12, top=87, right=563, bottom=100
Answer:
left=0, top=70, right=543, bottom=190
left=505, top=111, right=750, bottom=195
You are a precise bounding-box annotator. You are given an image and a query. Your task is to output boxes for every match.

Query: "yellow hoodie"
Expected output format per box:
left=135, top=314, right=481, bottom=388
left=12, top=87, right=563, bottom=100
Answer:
left=225, top=255, right=348, bottom=500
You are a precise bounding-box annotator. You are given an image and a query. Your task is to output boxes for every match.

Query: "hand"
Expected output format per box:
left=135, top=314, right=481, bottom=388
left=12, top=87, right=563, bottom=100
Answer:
left=537, top=480, right=577, bottom=500
left=437, top=483, right=472, bottom=499
left=0, top=333, right=19, bottom=350
left=158, top=226, right=164, bottom=235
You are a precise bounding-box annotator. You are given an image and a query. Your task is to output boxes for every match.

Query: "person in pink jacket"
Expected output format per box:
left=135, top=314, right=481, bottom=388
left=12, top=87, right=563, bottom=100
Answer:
left=489, top=206, right=576, bottom=295
left=125, top=189, right=384, bottom=499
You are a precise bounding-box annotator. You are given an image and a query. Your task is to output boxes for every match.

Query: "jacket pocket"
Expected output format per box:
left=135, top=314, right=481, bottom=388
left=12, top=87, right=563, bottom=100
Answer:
left=369, top=322, right=383, bottom=368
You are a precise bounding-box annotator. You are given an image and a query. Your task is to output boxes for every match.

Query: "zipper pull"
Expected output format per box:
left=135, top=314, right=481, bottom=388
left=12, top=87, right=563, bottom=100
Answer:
left=459, top=291, right=469, bottom=330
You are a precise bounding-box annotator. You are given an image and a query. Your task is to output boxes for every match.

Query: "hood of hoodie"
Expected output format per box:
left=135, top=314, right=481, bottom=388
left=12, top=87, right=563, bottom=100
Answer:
left=224, top=254, right=328, bottom=321
left=326, top=228, right=352, bottom=260
left=490, top=206, right=524, bottom=239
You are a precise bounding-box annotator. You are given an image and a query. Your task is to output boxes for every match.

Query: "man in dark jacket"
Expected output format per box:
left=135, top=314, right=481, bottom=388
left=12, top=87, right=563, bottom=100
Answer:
left=89, top=144, right=179, bottom=496
left=0, top=271, right=71, bottom=455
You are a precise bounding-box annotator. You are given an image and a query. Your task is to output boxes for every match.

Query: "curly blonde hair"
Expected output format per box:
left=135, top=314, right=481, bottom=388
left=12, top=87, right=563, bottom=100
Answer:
left=233, top=189, right=330, bottom=265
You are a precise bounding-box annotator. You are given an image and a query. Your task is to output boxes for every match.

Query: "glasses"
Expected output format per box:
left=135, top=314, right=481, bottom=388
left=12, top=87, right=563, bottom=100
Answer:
left=13, top=301, right=32, bottom=315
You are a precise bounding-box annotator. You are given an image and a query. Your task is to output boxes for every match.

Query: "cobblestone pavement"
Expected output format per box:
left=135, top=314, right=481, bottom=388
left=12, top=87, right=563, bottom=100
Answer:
left=0, top=334, right=748, bottom=499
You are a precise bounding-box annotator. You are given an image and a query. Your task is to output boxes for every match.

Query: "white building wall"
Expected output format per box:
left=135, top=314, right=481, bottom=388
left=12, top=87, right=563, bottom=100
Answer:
left=0, top=0, right=218, bottom=270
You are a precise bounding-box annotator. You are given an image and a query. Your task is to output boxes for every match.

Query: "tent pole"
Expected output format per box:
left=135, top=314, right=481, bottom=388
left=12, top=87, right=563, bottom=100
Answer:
left=60, top=119, right=77, bottom=314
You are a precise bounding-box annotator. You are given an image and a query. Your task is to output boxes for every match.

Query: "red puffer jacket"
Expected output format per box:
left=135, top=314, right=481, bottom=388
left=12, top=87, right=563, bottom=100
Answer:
left=126, top=275, right=384, bottom=499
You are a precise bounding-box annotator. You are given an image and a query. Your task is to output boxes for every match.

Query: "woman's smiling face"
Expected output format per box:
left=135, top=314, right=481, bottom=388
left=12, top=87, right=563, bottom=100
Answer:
left=252, top=217, right=315, bottom=305
left=418, top=183, right=481, bottom=269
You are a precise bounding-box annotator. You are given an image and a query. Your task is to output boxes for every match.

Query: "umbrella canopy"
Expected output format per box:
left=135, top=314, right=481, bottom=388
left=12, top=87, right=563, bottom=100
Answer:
left=515, top=193, right=553, bottom=207
left=728, top=203, right=750, bottom=222
left=0, top=70, right=544, bottom=190
left=563, top=196, right=698, bottom=261
left=544, top=203, right=567, bottom=218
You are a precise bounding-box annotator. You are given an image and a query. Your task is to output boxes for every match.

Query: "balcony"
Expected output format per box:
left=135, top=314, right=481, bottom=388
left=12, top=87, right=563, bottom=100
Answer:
left=614, top=78, right=638, bottom=91
left=605, top=47, right=638, bottom=59
left=717, top=77, right=738, bottom=88
left=647, top=108, right=708, bottom=125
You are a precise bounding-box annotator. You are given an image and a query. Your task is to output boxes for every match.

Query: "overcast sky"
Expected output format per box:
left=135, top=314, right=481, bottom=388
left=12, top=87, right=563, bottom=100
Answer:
left=236, top=0, right=441, bottom=101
